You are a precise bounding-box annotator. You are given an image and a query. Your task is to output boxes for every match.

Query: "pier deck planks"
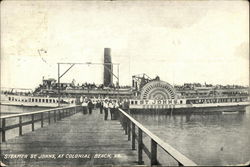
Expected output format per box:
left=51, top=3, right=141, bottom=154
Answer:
left=0, top=109, right=138, bottom=166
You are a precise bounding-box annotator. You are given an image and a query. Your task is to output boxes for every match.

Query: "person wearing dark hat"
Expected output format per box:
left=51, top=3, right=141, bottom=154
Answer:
left=87, top=99, right=94, bottom=114
left=114, top=100, right=120, bottom=120
left=98, top=100, right=103, bottom=114
left=109, top=100, right=115, bottom=120
left=103, top=99, right=109, bottom=120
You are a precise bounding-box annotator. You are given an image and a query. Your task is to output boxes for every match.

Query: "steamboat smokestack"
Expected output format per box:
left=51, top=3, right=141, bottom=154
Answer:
left=103, top=48, right=113, bottom=87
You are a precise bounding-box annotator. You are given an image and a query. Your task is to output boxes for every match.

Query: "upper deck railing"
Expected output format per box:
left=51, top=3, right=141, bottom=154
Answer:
left=0, top=105, right=82, bottom=142
left=117, top=108, right=197, bottom=166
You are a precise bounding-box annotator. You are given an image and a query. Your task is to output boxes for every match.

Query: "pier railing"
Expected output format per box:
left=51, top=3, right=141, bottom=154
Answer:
left=0, top=105, right=82, bottom=143
left=117, top=108, right=197, bottom=166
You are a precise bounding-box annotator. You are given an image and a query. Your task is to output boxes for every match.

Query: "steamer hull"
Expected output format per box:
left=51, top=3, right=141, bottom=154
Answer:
left=130, top=104, right=248, bottom=114
left=0, top=94, right=74, bottom=108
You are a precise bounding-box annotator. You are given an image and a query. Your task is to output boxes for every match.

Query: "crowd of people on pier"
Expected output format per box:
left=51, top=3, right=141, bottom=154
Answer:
left=80, top=97, right=130, bottom=121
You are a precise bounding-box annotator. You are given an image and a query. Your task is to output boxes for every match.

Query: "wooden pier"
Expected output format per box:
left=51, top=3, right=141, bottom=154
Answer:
left=0, top=106, right=197, bottom=166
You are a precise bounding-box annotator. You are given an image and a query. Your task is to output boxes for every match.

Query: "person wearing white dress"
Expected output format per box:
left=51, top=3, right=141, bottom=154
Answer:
left=109, top=100, right=114, bottom=120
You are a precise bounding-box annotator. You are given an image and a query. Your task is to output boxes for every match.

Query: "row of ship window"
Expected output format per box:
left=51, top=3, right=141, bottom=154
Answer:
left=8, top=97, right=64, bottom=103
left=186, top=98, right=246, bottom=104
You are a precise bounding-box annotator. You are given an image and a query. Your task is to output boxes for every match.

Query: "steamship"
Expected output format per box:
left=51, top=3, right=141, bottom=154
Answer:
left=1, top=48, right=249, bottom=112
left=1, top=75, right=249, bottom=112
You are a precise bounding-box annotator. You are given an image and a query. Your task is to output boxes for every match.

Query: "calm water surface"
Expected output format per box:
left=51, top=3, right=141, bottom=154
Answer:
left=0, top=105, right=51, bottom=116
left=0, top=105, right=54, bottom=140
left=132, top=107, right=250, bottom=166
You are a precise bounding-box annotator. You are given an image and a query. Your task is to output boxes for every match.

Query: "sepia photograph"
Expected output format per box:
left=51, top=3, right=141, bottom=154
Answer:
left=0, top=0, right=249, bottom=166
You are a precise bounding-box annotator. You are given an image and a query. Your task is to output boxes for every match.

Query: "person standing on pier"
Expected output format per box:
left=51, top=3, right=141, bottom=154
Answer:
left=123, top=99, right=130, bottom=113
left=98, top=100, right=103, bottom=114
left=96, top=100, right=100, bottom=111
left=113, top=100, right=120, bottom=120
left=82, top=100, right=88, bottom=114
left=109, top=100, right=114, bottom=120
left=103, top=100, right=109, bottom=120
left=87, top=99, right=94, bottom=114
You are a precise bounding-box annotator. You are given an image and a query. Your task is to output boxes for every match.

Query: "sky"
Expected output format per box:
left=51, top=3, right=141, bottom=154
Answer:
left=1, top=0, right=249, bottom=89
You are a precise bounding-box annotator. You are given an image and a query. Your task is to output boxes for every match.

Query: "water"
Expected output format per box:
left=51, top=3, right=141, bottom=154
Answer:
left=0, top=105, right=54, bottom=140
left=0, top=105, right=51, bottom=116
left=131, top=107, right=250, bottom=166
